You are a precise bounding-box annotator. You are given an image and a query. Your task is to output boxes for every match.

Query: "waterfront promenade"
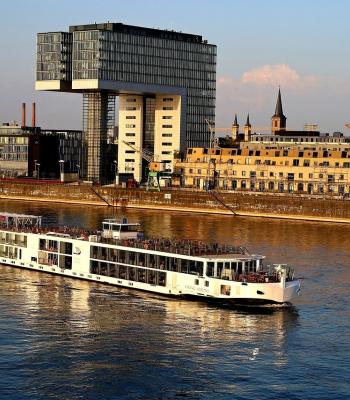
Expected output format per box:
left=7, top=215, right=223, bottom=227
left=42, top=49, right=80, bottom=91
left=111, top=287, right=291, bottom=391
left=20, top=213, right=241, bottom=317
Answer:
left=1, top=181, right=350, bottom=223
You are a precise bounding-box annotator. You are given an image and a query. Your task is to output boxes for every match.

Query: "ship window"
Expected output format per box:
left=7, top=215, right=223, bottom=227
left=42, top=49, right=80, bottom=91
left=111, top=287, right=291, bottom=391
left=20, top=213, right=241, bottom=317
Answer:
left=181, top=260, right=189, bottom=274
left=217, top=262, right=224, bottom=277
left=206, top=262, right=214, bottom=277
left=158, top=271, right=166, bottom=286
left=61, top=241, right=72, bottom=255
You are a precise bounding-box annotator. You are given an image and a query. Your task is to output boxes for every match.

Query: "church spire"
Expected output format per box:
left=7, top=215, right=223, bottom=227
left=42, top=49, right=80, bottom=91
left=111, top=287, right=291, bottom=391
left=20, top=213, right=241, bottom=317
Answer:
left=273, top=87, right=286, bottom=118
left=233, top=113, right=238, bottom=126
left=271, top=87, right=287, bottom=134
left=245, top=113, right=251, bottom=127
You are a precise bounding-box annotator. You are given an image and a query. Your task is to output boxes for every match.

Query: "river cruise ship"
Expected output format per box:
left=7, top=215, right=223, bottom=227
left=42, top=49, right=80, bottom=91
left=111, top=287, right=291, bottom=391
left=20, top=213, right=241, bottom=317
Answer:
left=0, top=212, right=300, bottom=304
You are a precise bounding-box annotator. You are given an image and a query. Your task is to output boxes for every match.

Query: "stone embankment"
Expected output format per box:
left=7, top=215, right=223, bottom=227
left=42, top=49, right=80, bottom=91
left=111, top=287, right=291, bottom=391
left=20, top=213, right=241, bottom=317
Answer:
left=1, top=181, right=350, bottom=223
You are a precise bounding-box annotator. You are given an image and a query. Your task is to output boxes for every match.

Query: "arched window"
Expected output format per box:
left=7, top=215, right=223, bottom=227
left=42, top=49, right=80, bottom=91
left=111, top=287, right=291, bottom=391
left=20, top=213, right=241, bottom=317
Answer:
left=241, top=180, right=246, bottom=189
left=298, top=183, right=304, bottom=191
left=269, top=181, right=274, bottom=190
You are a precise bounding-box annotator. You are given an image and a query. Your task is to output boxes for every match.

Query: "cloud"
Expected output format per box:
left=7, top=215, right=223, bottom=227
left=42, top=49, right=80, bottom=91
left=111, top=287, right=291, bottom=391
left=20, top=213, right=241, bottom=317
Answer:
left=242, top=64, right=318, bottom=88
left=218, top=63, right=320, bottom=90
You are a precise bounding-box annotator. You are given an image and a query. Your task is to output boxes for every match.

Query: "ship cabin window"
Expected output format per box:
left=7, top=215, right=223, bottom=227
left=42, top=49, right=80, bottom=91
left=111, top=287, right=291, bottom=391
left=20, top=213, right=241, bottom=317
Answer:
left=60, top=241, right=72, bottom=255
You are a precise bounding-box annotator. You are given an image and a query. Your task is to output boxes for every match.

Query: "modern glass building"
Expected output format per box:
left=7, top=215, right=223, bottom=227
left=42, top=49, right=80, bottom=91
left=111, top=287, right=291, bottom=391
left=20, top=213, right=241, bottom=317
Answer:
left=36, top=23, right=217, bottom=183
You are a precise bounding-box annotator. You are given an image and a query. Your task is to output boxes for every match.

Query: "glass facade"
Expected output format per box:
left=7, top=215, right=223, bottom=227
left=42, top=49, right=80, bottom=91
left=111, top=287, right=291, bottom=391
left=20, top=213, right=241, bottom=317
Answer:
left=82, top=92, right=115, bottom=183
left=36, top=32, right=72, bottom=82
left=71, top=28, right=216, bottom=148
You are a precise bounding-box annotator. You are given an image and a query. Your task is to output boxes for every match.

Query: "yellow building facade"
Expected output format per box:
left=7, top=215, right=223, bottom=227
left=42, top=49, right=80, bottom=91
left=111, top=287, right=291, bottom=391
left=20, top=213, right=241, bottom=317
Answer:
left=173, top=146, right=350, bottom=196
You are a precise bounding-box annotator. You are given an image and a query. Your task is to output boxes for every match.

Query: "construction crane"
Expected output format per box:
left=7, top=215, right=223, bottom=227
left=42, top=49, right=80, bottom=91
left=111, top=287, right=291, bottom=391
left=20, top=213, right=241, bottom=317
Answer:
left=205, top=119, right=231, bottom=133
left=122, top=141, right=166, bottom=191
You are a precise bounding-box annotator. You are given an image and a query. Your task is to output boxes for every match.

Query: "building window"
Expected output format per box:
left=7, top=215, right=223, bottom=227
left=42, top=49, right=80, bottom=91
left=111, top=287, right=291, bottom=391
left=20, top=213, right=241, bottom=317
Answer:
left=242, top=171, right=246, bottom=176
left=125, top=150, right=135, bottom=154
left=163, top=98, right=173, bottom=102
left=232, top=170, right=237, bottom=175
left=162, top=133, right=172, bottom=137
left=319, top=174, right=323, bottom=178
left=125, top=159, right=135, bottom=162
left=260, top=172, right=264, bottom=177
left=299, top=173, right=303, bottom=178
left=163, top=107, right=173, bottom=110
left=126, top=116, right=136, bottom=119
left=198, top=169, right=201, bottom=173
left=245, top=158, right=251, bottom=165
left=126, top=124, right=136, bottom=128
left=126, top=107, right=136, bottom=111
left=340, top=174, right=344, bottom=180
left=189, top=169, right=193, bottom=173
left=270, top=172, right=274, bottom=177
left=162, top=143, right=172, bottom=146
left=126, top=99, right=136, bottom=102
left=162, top=151, right=172, bottom=155
left=279, top=172, right=283, bottom=178
left=309, top=173, right=313, bottom=178
left=125, top=133, right=135, bottom=136
left=162, top=116, right=172, bottom=119
left=162, top=125, right=172, bottom=128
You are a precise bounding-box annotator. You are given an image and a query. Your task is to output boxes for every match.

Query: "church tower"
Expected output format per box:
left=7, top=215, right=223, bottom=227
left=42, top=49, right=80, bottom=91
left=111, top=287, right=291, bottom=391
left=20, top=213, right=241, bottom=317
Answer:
left=271, top=88, right=287, bottom=135
left=232, top=114, right=239, bottom=141
left=244, top=113, right=251, bottom=142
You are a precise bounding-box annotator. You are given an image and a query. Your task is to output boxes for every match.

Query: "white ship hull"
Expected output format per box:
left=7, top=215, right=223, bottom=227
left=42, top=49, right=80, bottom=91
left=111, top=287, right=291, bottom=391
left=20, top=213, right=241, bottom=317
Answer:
left=0, top=214, right=300, bottom=305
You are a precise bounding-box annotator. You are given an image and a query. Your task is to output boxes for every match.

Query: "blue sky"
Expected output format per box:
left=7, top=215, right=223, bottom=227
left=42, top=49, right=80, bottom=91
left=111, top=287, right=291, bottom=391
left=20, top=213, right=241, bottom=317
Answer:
left=1, top=0, right=350, bottom=134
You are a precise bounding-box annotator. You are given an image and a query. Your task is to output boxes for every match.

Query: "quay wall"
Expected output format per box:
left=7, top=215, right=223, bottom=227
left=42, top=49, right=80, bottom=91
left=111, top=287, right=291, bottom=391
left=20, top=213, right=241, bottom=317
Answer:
left=1, top=181, right=350, bottom=223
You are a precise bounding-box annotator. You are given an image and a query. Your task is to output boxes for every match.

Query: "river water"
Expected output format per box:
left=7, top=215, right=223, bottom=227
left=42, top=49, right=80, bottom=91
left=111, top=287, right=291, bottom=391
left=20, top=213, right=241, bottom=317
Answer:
left=0, top=200, right=349, bottom=399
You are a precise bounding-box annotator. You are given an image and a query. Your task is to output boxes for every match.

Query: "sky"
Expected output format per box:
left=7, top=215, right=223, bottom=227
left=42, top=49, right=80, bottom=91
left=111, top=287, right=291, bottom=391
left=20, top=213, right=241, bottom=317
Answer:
left=1, top=0, right=350, bottom=134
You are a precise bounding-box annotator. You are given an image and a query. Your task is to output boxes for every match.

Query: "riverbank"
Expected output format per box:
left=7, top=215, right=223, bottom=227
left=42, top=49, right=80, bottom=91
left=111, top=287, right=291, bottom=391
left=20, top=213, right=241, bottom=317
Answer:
left=1, top=181, right=350, bottom=223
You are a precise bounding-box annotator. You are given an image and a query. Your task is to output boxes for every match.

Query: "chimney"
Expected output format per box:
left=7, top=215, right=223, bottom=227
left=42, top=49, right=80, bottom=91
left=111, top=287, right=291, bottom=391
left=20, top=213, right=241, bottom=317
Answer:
left=22, top=103, right=26, bottom=126
left=32, top=103, right=36, bottom=127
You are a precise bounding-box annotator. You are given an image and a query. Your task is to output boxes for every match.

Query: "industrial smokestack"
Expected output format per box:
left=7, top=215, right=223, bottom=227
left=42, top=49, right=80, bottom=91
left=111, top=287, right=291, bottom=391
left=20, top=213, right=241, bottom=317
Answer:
left=32, top=103, right=36, bottom=127
left=22, top=103, right=26, bottom=126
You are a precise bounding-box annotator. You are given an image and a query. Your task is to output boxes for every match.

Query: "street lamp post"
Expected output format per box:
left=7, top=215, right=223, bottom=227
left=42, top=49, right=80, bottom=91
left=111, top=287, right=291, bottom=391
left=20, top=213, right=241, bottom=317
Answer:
left=59, top=160, right=64, bottom=182
left=36, top=163, right=40, bottom=181
left=113, top=160, right=118, bottom=185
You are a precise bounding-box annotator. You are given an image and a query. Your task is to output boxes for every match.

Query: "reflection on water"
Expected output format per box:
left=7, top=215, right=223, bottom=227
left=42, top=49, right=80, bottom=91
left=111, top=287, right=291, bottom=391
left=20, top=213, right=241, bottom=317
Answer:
left=0, top=265, right=300, bottom=399
left=0, top=200, right=349, bottom=398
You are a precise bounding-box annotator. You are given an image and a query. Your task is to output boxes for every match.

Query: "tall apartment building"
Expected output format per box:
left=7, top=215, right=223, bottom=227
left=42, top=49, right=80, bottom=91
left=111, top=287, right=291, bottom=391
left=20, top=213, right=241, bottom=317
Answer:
left=36, top=23, right=217, bottom=183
